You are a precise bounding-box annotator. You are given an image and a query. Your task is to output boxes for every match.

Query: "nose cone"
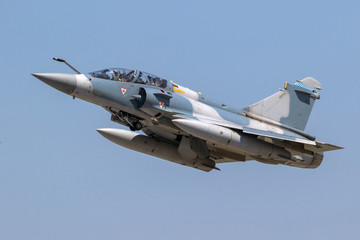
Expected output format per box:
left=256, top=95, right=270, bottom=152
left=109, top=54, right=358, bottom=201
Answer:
left=32, top=73, right=77, bottom=94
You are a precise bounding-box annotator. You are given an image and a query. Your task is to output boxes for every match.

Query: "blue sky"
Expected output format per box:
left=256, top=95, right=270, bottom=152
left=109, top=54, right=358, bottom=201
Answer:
left=1, top=0, right=359, bottom=239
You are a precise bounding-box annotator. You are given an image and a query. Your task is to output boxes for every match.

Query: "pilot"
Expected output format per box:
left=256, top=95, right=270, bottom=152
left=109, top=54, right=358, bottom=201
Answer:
left=159, top=79, right=167, bottom=88
left=155, top=78, right=166, bottom=88
left=152, top=77, right=160, bottom=87
left=148, top=76, right=155, bottom=85
left=125, top=70, right=135, bottom=82
left=114, top=71, right=121, bottom=81
left=119, top=70, right=127, bottom=82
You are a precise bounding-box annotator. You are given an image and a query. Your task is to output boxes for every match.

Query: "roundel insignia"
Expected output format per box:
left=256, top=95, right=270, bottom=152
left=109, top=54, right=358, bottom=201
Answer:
left=121, top=88, right=127, bottom=95
left=159, top=102, right=164, bottom=108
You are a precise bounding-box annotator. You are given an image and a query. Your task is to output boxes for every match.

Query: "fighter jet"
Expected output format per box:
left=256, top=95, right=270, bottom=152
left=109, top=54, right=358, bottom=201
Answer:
left=32, top=58, right=342, bottom=172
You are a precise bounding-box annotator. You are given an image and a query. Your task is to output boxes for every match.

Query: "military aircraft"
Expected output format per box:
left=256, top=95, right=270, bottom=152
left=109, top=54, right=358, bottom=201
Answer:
left=32, top=58, right=342, bottom=172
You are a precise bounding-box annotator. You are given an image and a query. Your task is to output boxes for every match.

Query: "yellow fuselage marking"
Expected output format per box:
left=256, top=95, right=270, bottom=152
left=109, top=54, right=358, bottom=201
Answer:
left=174, top=88, right=185, bottom=94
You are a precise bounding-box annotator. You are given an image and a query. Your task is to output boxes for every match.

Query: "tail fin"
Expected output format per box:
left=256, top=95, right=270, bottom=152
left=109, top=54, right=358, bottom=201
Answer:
left=244, top=77, right=322, bottom=131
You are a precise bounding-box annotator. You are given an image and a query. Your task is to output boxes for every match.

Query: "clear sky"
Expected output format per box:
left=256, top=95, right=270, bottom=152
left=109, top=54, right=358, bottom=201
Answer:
left=1, top=0, right=359, bottom=239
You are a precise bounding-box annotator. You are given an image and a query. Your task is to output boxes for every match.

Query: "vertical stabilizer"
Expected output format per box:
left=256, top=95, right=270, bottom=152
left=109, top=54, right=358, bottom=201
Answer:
left=244, top=77, right=321, bottom=131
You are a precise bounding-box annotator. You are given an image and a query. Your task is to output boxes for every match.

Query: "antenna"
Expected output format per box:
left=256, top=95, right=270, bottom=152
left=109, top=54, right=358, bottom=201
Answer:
left=53, top=57, right=81, bottom=74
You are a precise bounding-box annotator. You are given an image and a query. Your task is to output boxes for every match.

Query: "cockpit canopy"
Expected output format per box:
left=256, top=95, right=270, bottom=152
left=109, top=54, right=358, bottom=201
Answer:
left=89, top=68, right=168, bottom=88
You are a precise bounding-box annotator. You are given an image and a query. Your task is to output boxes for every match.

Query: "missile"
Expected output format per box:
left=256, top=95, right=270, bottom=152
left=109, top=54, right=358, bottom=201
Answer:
left=96, top=128, right=217, bottom=172
left=172, top=119, right=292, bottom=162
